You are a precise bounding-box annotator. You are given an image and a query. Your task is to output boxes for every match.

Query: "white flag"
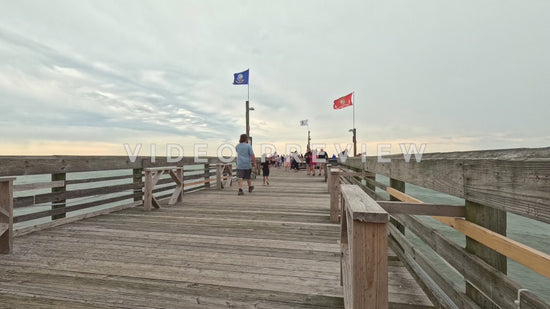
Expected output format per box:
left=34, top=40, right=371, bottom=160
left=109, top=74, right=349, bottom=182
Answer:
left=300, top=119, right=308, bottom=126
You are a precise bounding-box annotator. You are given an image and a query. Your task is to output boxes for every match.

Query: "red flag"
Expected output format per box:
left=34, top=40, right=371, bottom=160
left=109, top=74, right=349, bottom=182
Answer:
left=333, top=93, right=353, bottom=109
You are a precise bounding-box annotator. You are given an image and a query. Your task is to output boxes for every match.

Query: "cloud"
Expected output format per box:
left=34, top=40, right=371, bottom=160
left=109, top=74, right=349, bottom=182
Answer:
left=1, top=1, right=549, bottom=155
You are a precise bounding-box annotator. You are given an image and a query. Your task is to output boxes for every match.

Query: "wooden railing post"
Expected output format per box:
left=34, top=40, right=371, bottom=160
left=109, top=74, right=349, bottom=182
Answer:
left=364, top=171, right=376, bottom=192
left=329, top=168, right=341, bottom=223
left=204, top=163, right=211, bottom=188
left=144, top=169, right=154, bottom=211
left=465, top=200, right=507, bottom=309
left=173, top=167, right=184, bottom=204
left=389, top=178, right=406, bottom=234
left=133, top=168, right=143, bottom=202
left=324, top=164, right=330, bottom=183
left=216, top=164, right=223, bottom=189
left=51, top=172, right=66, bottom=220
left=340, top=184, right=389, bottom=309
left=144, top=167, right=184, bottom=210
left=0, top=177, right=15, bottom=254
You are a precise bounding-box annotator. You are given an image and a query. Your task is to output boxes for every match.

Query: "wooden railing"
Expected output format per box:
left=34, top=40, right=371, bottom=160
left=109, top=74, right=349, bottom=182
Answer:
left=0, top=156, right=236, bottom=237
left=0, top=177, right=14, bottom=254
left=216, top=163, right=234, bottom=189
left=144, top=167, right=184, bottom=211
left=336, top=147, right=550, bottom=309
left=339, top=184, right=389, bottom=309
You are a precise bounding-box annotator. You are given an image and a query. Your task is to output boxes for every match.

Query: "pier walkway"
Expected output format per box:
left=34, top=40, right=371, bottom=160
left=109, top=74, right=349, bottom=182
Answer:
left=0, top=168, right=432, bottom=309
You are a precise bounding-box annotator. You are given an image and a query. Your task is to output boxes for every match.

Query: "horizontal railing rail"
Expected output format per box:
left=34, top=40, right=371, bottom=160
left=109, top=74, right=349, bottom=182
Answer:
left=387, top=190, right=549, bottom=309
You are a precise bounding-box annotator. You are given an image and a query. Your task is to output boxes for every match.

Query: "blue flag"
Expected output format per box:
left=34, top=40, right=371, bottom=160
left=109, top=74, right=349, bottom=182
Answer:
left=233, top=69, right=249, bottom=85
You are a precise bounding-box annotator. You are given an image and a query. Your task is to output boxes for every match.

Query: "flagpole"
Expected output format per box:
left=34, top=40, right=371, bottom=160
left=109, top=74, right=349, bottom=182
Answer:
left=352, top=91, right=355, bottom=129
left=246, top=69, right=251, bottom=144
left=307, top=124, right=311, bottom=150
left=352, top=91, right=357, bottom=156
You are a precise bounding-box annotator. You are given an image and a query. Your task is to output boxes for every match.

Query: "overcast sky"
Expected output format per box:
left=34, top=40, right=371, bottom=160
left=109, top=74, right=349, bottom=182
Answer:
left=1, top=0, right=549, bottom=156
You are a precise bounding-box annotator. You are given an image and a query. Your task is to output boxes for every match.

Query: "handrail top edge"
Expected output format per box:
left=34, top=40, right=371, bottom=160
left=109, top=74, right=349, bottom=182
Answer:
left=341, top=184, right=388, bottom=223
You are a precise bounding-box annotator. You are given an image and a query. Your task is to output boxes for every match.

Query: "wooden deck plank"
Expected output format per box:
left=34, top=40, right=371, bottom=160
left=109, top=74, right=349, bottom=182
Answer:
left=0, top=168, right=432, bottom=308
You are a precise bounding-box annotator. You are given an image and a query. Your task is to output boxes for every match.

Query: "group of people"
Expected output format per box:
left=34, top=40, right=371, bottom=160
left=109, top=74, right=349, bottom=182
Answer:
left=234, top=134, right=332, bottom=196
left=303, top=148, right=329, bottom=176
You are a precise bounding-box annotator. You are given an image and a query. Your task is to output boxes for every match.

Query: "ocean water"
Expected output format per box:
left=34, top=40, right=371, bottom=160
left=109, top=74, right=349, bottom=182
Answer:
left=375, top=175, right=550, bottom=302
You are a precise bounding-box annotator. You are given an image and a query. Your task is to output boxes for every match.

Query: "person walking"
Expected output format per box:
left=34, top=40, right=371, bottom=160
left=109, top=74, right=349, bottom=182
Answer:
left=235, top=134, right=256, bottom=195
left=310, top=149, right=317, bottom=176
left=304, top=148, right=312, bottom=175
left=317, top=148, right=328, bottom=176
left=261, top=155, right=271, bottom=185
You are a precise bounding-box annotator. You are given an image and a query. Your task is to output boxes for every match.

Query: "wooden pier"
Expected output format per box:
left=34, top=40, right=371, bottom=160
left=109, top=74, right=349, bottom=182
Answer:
left=0, top=167, right=433, bottom=308
left=0, top=149, right=549, bottom=309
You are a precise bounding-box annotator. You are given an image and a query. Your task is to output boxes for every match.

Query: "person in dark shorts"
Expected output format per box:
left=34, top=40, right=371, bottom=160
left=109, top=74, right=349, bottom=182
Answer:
left=304, top=148, right=312, bottom=175
left=261, top=156, right=270, bottom=185
left=235, top=134, right=256, bottom=195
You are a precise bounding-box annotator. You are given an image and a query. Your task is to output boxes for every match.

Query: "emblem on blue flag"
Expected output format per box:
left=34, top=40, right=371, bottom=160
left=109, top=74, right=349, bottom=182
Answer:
left=233, top=69, right=249, bottom=85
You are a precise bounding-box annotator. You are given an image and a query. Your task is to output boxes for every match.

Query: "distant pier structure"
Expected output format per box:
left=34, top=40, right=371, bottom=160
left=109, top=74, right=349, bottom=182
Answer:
left=0, top=148, right=548, bottom=308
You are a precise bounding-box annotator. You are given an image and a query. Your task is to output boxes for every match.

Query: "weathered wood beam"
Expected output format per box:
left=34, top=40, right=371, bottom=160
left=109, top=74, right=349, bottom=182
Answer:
left=340, top=185, right=388, bottom=309
left=14, top=201, right=140, bottom=237
left=14, top=193, right=137, bottom=223
left=0, top=156, right=228, bottom=176
left=133, top=168, right=143, bottom=203
left=387, top=188, right=550, bottom=281
left=328, top=168, right=341, bottom=223
left=388, top=224, right=480, bottom=309
left=51, top=173, right=66, bottom=220
left=378, top=201, right=465, bottom=217
left=0, top=177, right=15, bottom=254
left=14, top=182, right=143, bottom=208
left=342, top=147, right=550, bottom=223
left=14, top=180, right=65, bottom=192
left=394, top=214, right=549, bottom=309
left=67, top=174, right=132, bottom=185
left=435, top=216, right=550, bottom=279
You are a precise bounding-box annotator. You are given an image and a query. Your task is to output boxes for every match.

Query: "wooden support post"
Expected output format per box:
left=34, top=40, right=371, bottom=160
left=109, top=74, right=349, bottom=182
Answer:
left=51, top=173, right=66, bottom=220
left=172, top=167, right=184, bottom=204
left=133, top=168, right=143, bottom=202
left=389, top=178, right=406, bottom=234
left=144, top=169, right=161, bottom=211
left=254, top=159, right=260, bottom=180
left=225, top=164, right=233, bottom=188
left=216, top=164, right=223, bottom=190
left=0, top=177, right=15, bottom=254
left=145, top=167, right=184, bottom=210
left=144, top=169, right=153, bottom=211
left=465, top=200, right=507, bottom=309
left=204, top=163, right=211, bottom=188
left=326, top=164, right=332, bottom=191
left=329, top=168, right=341, bottom=223
left=340, top=185, right=389, bottom=309
left=365, top=171, right=376, bottom=192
